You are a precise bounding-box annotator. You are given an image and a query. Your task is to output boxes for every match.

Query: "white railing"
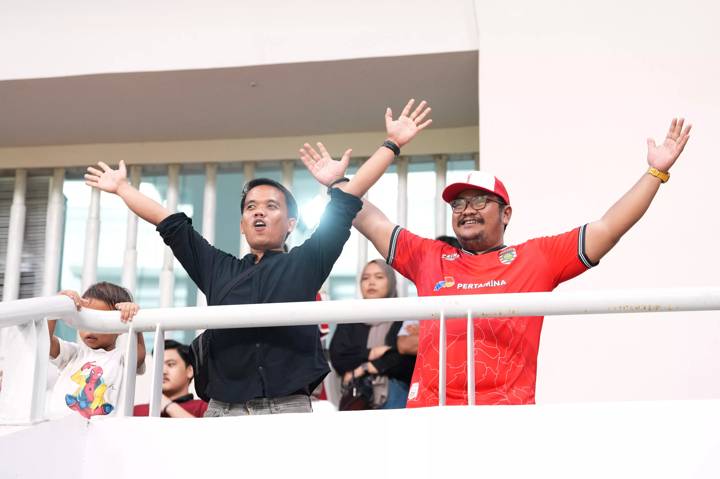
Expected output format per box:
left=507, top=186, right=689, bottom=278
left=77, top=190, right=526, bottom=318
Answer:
left=1, top=286, right=720, bottom=424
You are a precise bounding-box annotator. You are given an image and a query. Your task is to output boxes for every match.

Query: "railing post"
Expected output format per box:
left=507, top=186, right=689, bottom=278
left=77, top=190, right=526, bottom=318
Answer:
left=438, top=311, right=446, bottom=406
left=3, top=169, right=27, bottom=301
left=30, top=318, right=50, bottom=422
left=149, top=325, right=165, bottom=417
left=119, top=324, right=138, bottom=417
left=467, top=310, right=475, bottom=406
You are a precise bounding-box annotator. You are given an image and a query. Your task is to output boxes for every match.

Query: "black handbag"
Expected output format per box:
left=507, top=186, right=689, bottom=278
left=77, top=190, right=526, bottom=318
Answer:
left=338, top=373, right=374, bottom=411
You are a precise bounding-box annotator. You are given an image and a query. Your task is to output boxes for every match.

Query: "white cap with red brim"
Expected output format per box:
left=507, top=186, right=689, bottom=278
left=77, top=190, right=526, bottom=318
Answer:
left=442, top=171, right=510, bottom=205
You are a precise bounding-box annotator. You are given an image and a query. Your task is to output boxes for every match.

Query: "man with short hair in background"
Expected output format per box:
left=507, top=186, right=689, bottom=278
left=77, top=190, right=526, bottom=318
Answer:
left=134, top=340, right=208, bottom=418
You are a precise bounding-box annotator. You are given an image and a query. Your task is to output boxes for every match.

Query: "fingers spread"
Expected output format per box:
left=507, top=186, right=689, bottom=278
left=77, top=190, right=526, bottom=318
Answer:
left=400, top=99, right=415, bottom=118
left=418, top=119, right=433, bottom=130
left=317, top=142, right=330, bottom=158
left=410, top=100, right=427, bottom=120
left=97, top=161, right=111, bottom=173
left=303, top=143, right=322, bottom=162
left=415, top=106, right=431, bottom=124
left=87, top=166, right=103, bottom=176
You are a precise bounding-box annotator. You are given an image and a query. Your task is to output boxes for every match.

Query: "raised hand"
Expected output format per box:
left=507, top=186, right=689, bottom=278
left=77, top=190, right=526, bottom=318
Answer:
left=85, top=160, right=129, bottom=194
left=299, top=142, right=352, bottom=187
left=385, top=99, right=432, bottom=148
left=647, top=118, right=691, bottom=172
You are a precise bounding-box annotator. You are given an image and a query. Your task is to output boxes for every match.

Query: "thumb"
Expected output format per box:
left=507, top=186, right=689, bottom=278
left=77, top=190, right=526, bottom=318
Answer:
left=119, top=160, right=127, bottom=176
left=340, top=149, right=352, bottom=169
left=385, top=108, right=393, bottom=129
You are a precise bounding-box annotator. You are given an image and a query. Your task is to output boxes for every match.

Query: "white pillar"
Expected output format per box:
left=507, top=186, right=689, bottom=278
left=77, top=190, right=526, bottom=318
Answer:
left=281, top=160, right=294, bottom=190
left=121, top=166, right=142, bottom=294
left=197, top=164, right=217, bottom=307
left=240, top=162, right=255, bottom=258
left=42, top=169, right=65, bottom=297
left=281, top=160, right=296, bottom=249
left=434, top=154, right=448, bottom=238
left=159, top=165, right=179, bottom=308
left=3, top=169, right=27, bottom=301
left=396, top=157, right=409, bottom=297
left=356, top=169, right=369, bottom=289
left=81, top=186, right=101, bottom=291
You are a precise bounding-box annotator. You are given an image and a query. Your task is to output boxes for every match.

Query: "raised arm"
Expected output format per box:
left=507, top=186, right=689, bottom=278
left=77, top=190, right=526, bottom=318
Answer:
left=584, top=118, right=691, bottom=263
left=85, top=161, right=171, bottom=226
left=299, top=99, right=432, bottom=198
left=353, top=198, right=397, bottom=259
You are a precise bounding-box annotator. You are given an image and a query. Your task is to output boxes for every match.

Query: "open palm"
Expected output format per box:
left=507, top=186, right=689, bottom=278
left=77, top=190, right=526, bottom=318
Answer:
left=647, top=118, right=691, bottom=172
left=85, top=160, right=129, bottom=194
left=385, top=99, right=432, bottom=147
left=299, top=142, right=352, bottom=187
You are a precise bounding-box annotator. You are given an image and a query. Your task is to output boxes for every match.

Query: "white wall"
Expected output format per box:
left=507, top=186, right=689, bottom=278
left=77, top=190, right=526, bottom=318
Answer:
left=475, top=0, right=720, bottom=402
left=0, top=0, right=478, bottom=80
left=3, top=402, right=720, bottom=478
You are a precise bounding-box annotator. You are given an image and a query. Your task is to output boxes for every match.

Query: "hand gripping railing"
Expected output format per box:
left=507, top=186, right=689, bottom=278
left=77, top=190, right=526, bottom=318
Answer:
left=1, top=286, right=720, bottom=423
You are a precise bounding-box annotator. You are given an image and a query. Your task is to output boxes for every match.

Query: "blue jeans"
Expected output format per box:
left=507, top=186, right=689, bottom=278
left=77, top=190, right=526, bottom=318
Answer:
left=380, top=378, right=409, bottom=409
left=204, top=395, right=313, bottom=417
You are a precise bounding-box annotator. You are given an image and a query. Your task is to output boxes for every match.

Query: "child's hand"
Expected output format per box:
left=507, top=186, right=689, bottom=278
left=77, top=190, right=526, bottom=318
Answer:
left=115, top=302, right=140, bottom=323
left=58, top=290, right=89, bottom=311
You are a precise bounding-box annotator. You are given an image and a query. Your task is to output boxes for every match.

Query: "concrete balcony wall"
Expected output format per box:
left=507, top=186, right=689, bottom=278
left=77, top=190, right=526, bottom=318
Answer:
left=0, top=0, right=478, bottom=81
left=474, top=0, right=720, bottom=402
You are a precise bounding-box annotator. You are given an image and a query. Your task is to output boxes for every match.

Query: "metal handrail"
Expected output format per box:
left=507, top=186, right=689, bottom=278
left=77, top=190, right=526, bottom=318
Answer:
left=2, top=286, right=720, bottom=423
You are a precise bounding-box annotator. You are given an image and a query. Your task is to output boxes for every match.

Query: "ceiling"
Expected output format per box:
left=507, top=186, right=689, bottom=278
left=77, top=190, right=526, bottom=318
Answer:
left=0, top=51, right=478, bottom=147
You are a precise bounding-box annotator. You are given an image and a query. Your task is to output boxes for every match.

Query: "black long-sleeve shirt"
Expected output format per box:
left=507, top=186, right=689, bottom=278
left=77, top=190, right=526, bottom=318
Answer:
left=157, top=188, right=363, bottom=403
left=329, top=322, right=416, bottom=384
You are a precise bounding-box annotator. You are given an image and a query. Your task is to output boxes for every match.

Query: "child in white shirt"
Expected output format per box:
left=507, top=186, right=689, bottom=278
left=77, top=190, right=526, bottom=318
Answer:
left=47, top=282, right=146, bottom=420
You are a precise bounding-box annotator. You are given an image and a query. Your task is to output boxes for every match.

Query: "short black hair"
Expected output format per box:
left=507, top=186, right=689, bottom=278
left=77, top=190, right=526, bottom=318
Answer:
left=164, top=339, right=192, bottom=368
left=82, top=282, right=132, bottom=309
left=240, top=178, right=298, bottom=219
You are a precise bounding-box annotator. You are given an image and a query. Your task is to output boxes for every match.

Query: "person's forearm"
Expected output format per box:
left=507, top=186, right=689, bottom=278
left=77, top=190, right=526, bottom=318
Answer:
left=136, top=332, right=146, bottom=370
left=397, top=335, right=418, bottom=355
left=48, top=320, right=60, bottom=358
left=338, top=146, right=395, bottom=198
left=116, top=182, right=171, bottom=226
left=585, top=173, right=661, bottom=262
left=164, top=401, right=196, bottom=418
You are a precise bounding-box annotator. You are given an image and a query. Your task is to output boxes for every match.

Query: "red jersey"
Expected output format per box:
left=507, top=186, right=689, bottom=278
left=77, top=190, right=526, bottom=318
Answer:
left=389, top=225, right=595, bottom=407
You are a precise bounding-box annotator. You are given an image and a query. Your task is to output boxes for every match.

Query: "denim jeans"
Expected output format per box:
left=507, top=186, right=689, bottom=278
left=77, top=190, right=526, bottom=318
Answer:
left=204, top=394, right=313, bottom=417
left=380, top=378, right=409, bottom=409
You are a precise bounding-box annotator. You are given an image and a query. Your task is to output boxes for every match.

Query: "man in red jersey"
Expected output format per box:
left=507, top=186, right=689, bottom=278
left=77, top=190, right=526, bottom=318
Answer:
left=301, top=117, right=691, bottom=407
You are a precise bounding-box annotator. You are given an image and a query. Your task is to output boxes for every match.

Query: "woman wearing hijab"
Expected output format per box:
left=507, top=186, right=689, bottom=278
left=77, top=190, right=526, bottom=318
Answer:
left=329, top=259, right=416, bottom=410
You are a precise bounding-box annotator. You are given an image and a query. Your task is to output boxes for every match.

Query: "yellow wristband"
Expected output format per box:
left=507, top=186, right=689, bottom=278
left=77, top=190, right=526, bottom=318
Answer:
left=647, top=167, right=670, bottom=183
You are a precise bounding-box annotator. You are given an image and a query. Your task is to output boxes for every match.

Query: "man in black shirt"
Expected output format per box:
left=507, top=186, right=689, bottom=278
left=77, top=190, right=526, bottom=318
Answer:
left=84, top=99, right=432, bottom=416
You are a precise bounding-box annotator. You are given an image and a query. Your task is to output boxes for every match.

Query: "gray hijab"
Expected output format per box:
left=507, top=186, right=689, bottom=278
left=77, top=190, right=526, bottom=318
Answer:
left=363, top=259, right=397, bottom=346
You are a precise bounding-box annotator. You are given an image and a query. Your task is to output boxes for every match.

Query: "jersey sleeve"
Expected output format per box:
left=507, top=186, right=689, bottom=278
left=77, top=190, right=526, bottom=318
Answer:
left=532, top=224, right=598, bottom=285
left=386, top=227, right=441, bottom=282
left=50, top=338, right=80, bottom=370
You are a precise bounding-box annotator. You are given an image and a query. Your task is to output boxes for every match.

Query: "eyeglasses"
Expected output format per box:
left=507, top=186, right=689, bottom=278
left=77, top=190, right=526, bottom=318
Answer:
left=450, top=195, right=505, bottom=213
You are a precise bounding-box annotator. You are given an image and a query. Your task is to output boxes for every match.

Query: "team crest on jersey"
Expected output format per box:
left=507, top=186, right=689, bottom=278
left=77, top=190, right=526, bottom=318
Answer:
left=441, top=253, right=460, bottom=261
left=498, top=247, right=517, bottom=265
left=433, top=276, right=455, bottom=291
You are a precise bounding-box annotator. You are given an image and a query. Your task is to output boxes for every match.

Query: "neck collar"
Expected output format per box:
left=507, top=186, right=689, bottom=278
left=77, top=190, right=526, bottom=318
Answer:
left=461, top=243, right=506, bottom=256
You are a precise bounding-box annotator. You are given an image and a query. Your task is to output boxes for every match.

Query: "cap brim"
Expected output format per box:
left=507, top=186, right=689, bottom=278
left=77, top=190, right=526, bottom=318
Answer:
left=442, top=183, right=498, bottom=203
